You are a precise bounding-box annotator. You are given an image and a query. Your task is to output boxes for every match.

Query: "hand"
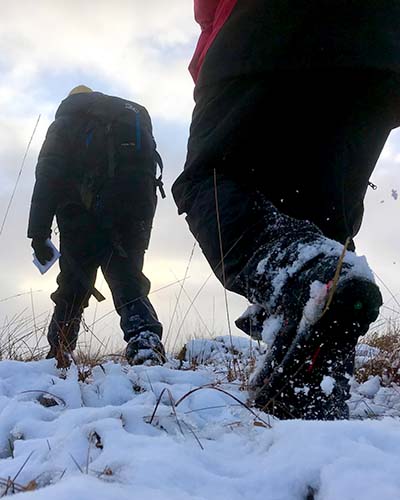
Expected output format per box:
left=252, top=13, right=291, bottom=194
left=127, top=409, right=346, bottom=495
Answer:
left=32, top=238, right=54, bottom=265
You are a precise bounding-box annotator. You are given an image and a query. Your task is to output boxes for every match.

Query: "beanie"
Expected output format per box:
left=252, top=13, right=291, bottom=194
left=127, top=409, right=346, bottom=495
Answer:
left=68, top=85, right=93, bottom=96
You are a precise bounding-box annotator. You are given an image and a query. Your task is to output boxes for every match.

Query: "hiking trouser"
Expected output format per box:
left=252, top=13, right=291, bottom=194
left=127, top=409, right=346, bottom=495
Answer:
left=50, top=203, right=161, bottom=342
left=172, top=69, right=400, bottom=298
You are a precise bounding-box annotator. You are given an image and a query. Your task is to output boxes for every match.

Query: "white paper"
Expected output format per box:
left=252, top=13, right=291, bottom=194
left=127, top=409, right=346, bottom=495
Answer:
left=32, top=238, right=61, bottom=274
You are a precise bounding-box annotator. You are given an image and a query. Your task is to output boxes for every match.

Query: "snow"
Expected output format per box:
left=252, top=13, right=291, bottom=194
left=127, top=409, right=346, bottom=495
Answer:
left=261, top=315, right=283, bottom=345
left=320, top=376, right=336, bottom=396
left=295, top=240, right=374, bottom=283
left=256, top=237, right=375, bottom=313
left=354, top=344, right=381, bottom=369
left=1, top=338, right=400, bottom=499
left=294, top=385, right=311, bottom=396
left=356, top=376, right=381, bottom=398
left=236, top=304, right=263, bottom=322
left=298, top=280, right=328, bottom=333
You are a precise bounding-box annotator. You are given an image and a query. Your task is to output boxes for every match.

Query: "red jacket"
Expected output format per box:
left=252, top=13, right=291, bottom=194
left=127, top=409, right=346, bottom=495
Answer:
left=189, top=0, right=238, bottom=82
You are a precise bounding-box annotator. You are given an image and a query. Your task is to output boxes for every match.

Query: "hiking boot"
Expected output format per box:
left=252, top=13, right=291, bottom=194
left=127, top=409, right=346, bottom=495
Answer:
left=125, top=331, right=166, bottom=366
left=46, top=316, right=81, bottom=369
left=249, top=254, right=382, bottom=420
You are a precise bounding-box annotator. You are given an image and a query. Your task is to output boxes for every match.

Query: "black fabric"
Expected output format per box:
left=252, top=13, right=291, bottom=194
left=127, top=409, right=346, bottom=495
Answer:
left=120, top=298, right=162, bottom=341
left=50, top=204, right=160, bottom=341
left=173, top=71, right=399, bottom=295
left=198, top=0, right=400, bottom=89
left=47, top=315, right=81, bottom=356
left=28, top=118, right=74, bottom=238
left=94, top=170, right=157, bottom=234
left=28, top=92, right=157, bottom=239
left=176, top=174, right=325, bottom=298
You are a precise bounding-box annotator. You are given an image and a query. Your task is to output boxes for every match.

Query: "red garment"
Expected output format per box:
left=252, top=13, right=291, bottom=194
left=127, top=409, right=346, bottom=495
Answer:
left=189, top=0, right=238, bottom=82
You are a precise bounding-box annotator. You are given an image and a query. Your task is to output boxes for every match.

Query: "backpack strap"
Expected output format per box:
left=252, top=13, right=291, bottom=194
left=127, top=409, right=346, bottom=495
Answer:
left=106, top=122, right=117, bottom=178
left=155, top=150, right=166, bottom=199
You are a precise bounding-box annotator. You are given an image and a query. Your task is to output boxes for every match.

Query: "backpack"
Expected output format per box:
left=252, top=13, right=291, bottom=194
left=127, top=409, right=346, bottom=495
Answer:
left=75, top=97, right=165, bottom=227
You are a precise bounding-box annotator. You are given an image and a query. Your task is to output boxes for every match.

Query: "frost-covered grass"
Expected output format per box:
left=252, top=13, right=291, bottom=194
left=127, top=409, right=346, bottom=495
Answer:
left=1, top=336, right=400, bottom=499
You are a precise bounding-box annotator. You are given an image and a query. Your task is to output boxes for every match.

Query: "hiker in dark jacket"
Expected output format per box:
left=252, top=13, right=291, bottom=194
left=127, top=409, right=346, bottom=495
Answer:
left=173, top=1, right=400, bottom=419
left=28, top=85, right=165, bottom=368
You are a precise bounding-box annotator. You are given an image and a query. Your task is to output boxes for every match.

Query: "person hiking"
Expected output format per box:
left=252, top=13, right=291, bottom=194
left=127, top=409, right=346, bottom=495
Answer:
left=172, top=0, right=400, bottom=419
left=28, top=85, right=165, bottom=368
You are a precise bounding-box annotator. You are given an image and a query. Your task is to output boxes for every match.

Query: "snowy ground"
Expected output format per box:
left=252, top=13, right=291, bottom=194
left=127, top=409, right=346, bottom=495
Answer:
left=1, top=336, right=400, bottom=499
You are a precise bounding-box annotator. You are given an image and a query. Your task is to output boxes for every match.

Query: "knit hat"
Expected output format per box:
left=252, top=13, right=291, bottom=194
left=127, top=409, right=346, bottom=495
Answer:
left=68, top=85, right=93, bottom=96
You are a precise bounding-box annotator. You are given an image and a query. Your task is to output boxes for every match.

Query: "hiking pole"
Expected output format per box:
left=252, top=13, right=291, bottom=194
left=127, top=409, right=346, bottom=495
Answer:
left=0, top=114, right=41, bottom=238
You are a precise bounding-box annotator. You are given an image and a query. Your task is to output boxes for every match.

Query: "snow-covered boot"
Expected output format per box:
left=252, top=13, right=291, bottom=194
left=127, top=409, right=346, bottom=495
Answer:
left=120, top=297, right=164, bottom=365
left=125, top=331, right=166, bottom=366
left=249, top=252, right=382, bottom=420
left=46, top=315, right=81, bottom=368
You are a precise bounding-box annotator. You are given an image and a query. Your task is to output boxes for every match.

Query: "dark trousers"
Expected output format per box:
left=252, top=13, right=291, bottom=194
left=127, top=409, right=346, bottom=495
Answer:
left=173, top=70, right=400, bottom=300
left=50, top=203, right=159, bottom=341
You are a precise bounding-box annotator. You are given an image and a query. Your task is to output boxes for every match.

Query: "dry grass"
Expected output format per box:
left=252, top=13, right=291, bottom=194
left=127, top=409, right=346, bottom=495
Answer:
left=356, top=319, right=400, bottom=385
left=0, top=309, right=125, bottom=367
left=0, top=312, right=49, bottom=362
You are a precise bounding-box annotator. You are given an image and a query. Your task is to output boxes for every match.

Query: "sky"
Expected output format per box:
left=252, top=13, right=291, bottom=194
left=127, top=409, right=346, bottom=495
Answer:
left=0, top=0, right=400, bottom=353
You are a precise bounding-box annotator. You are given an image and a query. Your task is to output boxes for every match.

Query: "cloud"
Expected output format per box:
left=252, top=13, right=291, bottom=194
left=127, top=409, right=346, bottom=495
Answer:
left=0, top=0, right=198, bottom=122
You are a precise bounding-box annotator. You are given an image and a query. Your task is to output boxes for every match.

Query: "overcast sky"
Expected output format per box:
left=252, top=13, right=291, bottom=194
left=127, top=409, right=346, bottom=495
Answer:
left=1, top=1, right=400, bottom=354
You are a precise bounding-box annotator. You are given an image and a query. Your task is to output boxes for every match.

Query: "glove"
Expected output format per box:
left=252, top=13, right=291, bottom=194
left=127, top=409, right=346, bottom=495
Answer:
left=31, top=238, right=54, bottom=265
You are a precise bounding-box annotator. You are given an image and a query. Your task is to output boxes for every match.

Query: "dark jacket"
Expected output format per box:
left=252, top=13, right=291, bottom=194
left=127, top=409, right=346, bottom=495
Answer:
left=28, top=92, right=154, bottom=239
left=196, top=0, right=400, bottom=89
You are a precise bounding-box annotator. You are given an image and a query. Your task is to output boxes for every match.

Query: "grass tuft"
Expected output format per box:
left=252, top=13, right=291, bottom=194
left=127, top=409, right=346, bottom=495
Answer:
left=356, top=319, right=400, bottom=385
